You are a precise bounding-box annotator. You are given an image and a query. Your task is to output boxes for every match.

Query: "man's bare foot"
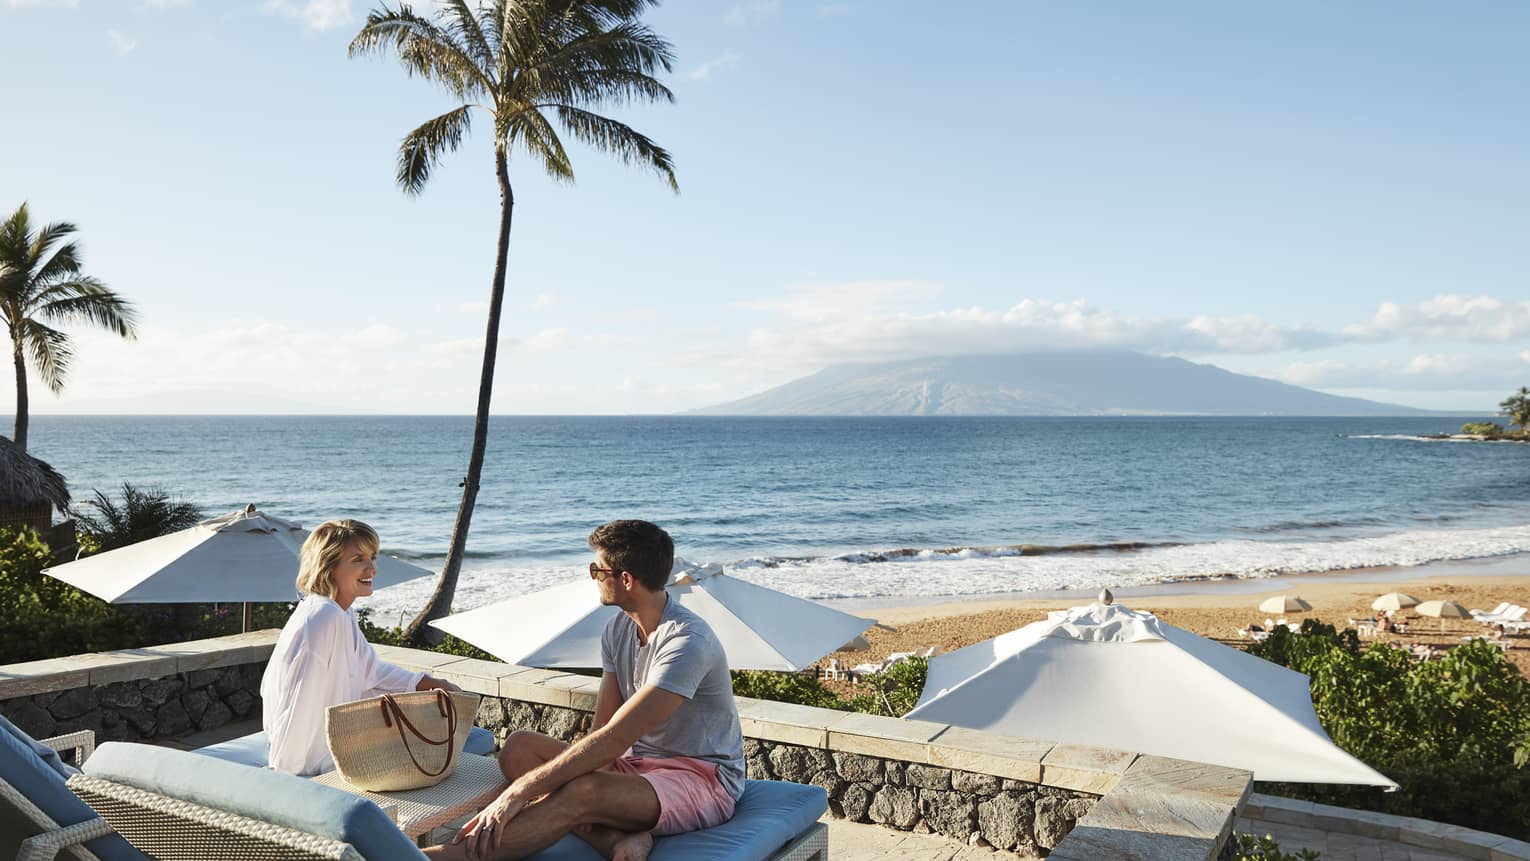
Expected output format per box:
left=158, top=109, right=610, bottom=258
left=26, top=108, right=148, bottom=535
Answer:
left=610, top=831, right=653, bottom=861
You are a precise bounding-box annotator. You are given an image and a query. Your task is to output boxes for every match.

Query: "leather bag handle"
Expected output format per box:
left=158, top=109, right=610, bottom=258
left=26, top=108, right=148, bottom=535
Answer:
left=378, top=689, right=458, bottom=778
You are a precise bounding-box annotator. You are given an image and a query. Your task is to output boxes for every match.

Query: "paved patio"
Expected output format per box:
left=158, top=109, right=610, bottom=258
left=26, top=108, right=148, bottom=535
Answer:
left=1237, top=815, right=1472, bottom=861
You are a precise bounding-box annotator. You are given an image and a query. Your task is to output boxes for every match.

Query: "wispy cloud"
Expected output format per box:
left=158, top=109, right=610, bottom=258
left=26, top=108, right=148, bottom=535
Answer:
left=725, top=0, right=777, bottom=26
left=263, top=0, right=352, bottom=31
left=684, top=53, right=740, bottom=82
left=531, top=292, right=557, bottom=310
left=107, top=29, right=136, bottom=55
left=740, top=279, right=942, bottom=321
left=141, top=0, right=189, bottom=8
left=438, top=300, right=489, bottom=314
left=5, top=0, right=78, bottom=9
left=1272, top=352, right=1530, bottom=392
left=817, top=4, right=850, bottom=17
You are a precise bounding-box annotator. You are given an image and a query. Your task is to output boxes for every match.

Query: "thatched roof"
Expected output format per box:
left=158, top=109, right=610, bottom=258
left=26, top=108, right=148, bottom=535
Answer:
left=0, top=436, right=70, bottom=513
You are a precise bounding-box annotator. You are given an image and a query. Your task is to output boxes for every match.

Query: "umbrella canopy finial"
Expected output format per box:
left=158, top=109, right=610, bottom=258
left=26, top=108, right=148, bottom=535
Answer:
left=1098, top=588, right=1114, bottom=606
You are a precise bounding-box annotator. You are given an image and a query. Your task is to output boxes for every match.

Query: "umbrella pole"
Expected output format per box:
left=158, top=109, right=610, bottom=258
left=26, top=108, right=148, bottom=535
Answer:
left=242, top=602, right=251, bottom=633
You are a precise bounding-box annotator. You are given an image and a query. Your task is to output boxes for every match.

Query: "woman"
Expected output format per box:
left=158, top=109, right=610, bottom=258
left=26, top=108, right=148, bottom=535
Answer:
left=261, top=518, right=457, bottom=775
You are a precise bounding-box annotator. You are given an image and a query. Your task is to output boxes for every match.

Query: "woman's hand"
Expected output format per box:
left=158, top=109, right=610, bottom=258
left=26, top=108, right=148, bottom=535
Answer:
left=416, top=674, right=462, bottom=693
left=451, top=786, right=528, bottom=858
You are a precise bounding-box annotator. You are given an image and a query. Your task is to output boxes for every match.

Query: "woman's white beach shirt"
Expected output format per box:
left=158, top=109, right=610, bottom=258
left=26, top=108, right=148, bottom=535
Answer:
left=260, top=593, right=424, bottom=775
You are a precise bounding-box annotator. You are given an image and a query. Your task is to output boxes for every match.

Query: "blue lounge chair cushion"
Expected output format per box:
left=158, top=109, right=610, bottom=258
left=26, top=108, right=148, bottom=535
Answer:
left=194, top=725, right=497, bottom=768
left=527, top=779, right=828, bottom=860
left=83, top=742, right=426, bottom=861
left=0, top=719, right=148, bottom=861
left=0, top=712, right=75, bottom=778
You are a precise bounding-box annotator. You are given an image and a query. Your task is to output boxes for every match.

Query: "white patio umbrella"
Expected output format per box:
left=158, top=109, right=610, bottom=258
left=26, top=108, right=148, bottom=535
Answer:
left=904, top=598, right=1395, bottom=787
left=1371, top=593, right=1420, bottom=613
left=43, top=505, right=434, bottom=630
left=1258, top=594, right=1312, bottom=615
left=430, top=559, right=875, bottom=671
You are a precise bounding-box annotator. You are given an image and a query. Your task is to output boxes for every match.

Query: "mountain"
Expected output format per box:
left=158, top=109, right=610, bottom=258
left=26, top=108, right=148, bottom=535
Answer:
left=692, top=352, right=1432, bottom=416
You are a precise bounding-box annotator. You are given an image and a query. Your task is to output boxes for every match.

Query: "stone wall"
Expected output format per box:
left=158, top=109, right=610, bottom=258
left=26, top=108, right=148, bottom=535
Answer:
left=745, top=738, right=1095, bottom=855
left=0, top=662, right=262, bottom=745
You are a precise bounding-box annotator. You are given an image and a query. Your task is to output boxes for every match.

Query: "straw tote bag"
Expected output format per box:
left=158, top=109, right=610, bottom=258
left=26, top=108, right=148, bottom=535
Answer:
left=325, top=689, right=481, bottom=791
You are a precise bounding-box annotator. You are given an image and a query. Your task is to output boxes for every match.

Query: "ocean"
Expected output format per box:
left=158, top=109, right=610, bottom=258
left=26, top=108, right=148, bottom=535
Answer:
left=25, top=415, right=1530, bottom=624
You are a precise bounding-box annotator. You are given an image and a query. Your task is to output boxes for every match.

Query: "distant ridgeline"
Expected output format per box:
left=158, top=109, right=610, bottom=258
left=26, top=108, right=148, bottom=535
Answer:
left=692, top=351, right=1437, bottom=417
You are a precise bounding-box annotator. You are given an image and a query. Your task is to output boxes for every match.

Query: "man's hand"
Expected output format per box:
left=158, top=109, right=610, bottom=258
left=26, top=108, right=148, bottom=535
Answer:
left=450, top=786, right=528, bottom=859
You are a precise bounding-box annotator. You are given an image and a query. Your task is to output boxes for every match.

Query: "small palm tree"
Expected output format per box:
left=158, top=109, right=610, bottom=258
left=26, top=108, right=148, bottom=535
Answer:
left=75, top=483, right=204, bottom=554
left=1501, top=386, right=1530, bottom=433
left=351, top=0, right=678, bottom=643
left=0, top=203, right=138, bottom=454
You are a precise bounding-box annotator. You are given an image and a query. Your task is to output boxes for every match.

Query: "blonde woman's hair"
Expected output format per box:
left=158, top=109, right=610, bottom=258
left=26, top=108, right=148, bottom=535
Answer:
left=296, top=519, right=380, bottom=599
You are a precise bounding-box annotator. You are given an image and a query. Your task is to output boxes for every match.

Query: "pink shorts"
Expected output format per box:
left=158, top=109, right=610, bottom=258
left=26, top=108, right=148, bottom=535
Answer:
left=604, top=755, right=736, bottom=836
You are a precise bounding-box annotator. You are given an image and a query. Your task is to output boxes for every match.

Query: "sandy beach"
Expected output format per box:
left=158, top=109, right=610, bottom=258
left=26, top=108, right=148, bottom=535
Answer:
left=823, top=563, right=1530, bottom=684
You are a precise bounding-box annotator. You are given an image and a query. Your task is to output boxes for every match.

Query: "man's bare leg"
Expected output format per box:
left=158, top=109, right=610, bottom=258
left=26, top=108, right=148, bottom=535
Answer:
left=572, top=825, right=654, bottom=861
left=424, top=771, right=659, bottom=861
left=497, top=730, right=568, bottom=783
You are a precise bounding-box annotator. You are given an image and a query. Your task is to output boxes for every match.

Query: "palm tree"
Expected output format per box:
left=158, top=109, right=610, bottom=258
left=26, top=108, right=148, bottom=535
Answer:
left=1501, top=386, right=1530, bottom=433
left=351, top=0, right=678, bottom=643
left=0, top=203, right=138, bottom=454
left=74, top=483, right=204, bottom=555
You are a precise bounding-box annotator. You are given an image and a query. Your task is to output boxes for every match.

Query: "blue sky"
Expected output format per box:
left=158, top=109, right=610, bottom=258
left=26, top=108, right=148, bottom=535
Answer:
left=2, top=0, right=1527, bottom=413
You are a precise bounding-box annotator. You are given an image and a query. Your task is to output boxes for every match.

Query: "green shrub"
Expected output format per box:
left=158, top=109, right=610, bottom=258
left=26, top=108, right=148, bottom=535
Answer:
left=1233, top=832, right=1321, bottom=860
left=1460, top=422, right=1506, bottom=435
left=843, top=658, right=928, bottom=717
left=732, top=670, right=847, bottom=710
left=1249, top=625, right=1530, bottom=839
left=0, top=526, right=161, bottom=663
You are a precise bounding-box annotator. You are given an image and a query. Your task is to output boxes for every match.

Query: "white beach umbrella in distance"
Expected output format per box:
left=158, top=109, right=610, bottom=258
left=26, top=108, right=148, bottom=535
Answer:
left=1371, top=593, right=1420, bottom=613
left=1415, top=600, right=1470, bottom=619
left=906, top=600, right=1396, bottom=788
left=430, top=560, right=875, bottom=671
left=43, top=506, right=433, bottom=627
left=1415, top=599, right=1471, bottom=630
left=1258, top=595, right=1313, bottom=615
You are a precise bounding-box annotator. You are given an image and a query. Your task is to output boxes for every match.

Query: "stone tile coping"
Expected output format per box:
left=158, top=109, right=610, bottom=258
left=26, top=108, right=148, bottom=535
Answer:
left=0, top=630, right=280, bottom=701
left=2, top=633, right=1254, bottom=858
left=1244, top=793, right=1530, bottom=861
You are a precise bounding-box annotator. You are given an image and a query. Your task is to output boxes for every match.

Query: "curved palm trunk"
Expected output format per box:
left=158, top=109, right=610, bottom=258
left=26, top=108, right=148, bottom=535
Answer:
left=404, top=146, right=514, bottom=645
left=11, top=332, right=28, bottom=454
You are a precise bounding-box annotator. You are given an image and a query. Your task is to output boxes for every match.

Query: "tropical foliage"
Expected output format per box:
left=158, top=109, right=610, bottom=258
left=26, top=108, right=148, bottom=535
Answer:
left=1249, top=621, right=1530, bottom=839
left=1500, top=386, right=1530, bottom=433
left=1232, top=832, right=1321, bottom=860
left=0, top=203, right=137, bottom=453
left=349, top=0, right=678, bottom=644
left=0, top=527, right=159, bottom=663
left=74, top=483, right=204, bottom=554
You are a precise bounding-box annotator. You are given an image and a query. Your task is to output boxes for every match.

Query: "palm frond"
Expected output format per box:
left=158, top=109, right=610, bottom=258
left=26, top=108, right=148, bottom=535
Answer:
left=440, top=0, right=496, bottom=68
left=22, top=318, right=71, bottom=394
left=350, top=6, right=492, bottom=100
left=28, top=221, right=80, bottom=274
left=397, top=104, right=475, bottom=195
left=0, top=203, right=32, bottom=263
left=529, top=19, right=675, bottom=83
left=29, top=240, right=83, bottom=289
left=34, top=278, right=138, bottom=338
left=506, top=108, right=575, bottom=182
left=551, top=104, right=676, bottom=191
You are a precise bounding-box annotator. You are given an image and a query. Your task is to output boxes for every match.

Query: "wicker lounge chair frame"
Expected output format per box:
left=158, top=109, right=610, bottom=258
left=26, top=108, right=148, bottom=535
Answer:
left=3, top=729, right=113, bottom=861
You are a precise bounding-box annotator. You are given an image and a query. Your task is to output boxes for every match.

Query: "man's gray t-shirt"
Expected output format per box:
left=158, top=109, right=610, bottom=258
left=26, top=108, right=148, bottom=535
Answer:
left=601, top=593, right=746, bottom=801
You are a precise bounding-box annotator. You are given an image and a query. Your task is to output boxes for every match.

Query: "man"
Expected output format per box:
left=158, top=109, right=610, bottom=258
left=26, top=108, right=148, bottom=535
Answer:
left=433, top=520, right=745, bottom=861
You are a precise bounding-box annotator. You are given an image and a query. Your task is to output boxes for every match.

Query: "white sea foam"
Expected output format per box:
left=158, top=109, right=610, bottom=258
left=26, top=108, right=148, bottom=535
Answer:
left=355, top=521, right=1530, bottom=623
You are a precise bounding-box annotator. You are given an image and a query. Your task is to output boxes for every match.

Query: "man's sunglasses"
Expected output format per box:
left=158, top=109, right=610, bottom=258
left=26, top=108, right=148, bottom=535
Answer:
left=589, top=562, right=619, bottom=581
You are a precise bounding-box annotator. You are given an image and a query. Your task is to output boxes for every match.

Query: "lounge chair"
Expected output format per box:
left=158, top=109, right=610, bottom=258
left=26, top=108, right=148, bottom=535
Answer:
left=69, top=742, right=828, bottom=861
left=1470, top=602, right=1511, bottom=620
left=1476, top=605, right=1526, bottom=625
left=0, top=712, right=146, bottom=861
